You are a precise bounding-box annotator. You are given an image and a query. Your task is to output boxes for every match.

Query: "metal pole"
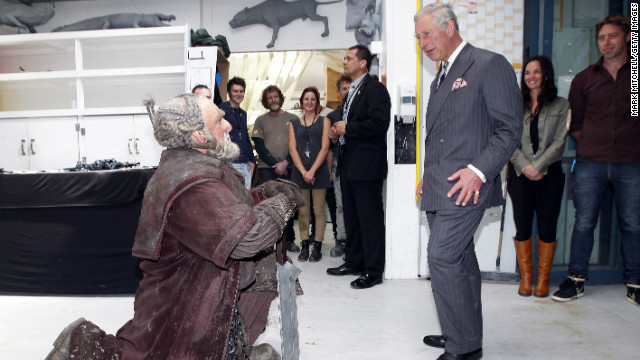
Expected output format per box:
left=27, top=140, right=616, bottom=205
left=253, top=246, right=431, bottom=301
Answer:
left=496, top=165, right=510, bottom=271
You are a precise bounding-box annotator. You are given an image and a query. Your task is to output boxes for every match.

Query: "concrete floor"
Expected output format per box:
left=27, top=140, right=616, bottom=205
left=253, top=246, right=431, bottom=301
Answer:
left=1, top=233, right=638, bottom=359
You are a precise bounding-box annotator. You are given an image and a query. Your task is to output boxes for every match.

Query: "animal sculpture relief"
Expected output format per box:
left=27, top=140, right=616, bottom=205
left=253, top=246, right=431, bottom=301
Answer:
left=0, top=0, right=55, bottom=33
left=52, top=13, right=175, bottom=32
left=229, top=0, right=343, bottom=48
left=345, top=0, right=381, bottom=45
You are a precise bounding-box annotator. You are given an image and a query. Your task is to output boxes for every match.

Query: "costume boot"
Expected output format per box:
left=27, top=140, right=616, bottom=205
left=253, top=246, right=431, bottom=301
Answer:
left=534, top=238, right=557, bottom=298
left=250, top=343, right=281, bottom=360
left=309, top=241, right=323, bottom=262
left=514, top=238, right=533, bottom=296
left=298, top=240, right=310, bottom=262
left=45, top=318, right=86, bottom=360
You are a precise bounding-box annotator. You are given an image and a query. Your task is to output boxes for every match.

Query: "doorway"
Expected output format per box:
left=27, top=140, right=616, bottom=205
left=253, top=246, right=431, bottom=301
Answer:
left=227, top=50, right=346, bottom=125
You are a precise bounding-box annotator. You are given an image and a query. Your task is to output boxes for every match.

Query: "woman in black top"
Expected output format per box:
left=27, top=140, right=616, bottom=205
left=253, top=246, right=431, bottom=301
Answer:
left=508, top=56, right=569, bottom=297
left=289, top=86, right=331, bottom=262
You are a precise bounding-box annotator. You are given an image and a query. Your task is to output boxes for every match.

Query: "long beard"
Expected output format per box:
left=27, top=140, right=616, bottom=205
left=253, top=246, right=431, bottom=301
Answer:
left=203, top=129, right=240, bottom=163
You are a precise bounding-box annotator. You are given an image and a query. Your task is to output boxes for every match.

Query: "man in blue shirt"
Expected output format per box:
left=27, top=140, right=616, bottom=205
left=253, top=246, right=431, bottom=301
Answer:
left=218, top=77, right=256, bottom=188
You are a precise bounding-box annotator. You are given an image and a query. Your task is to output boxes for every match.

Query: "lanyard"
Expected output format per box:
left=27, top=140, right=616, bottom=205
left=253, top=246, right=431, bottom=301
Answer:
left=342, top=80, right=364, bottom=122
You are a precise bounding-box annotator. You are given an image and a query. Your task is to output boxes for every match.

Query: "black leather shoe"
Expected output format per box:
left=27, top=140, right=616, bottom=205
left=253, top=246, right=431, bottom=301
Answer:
left=350, top=274, right=382, bottom=289
left=326, top=263, right=362, bottom=276
left=423, top=335, right=446, bottom=348
left=436, top=348, right=482, bottom=360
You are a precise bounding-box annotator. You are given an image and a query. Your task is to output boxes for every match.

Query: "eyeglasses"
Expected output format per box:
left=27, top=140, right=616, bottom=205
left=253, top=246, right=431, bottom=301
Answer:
left=415, top=32, right=431, bottom=41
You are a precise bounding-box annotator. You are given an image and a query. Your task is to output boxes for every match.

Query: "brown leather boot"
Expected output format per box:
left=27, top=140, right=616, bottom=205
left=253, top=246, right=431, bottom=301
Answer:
left=514, top=238, right=533, bottom=296
left=534, top=238, right=557, bottom=297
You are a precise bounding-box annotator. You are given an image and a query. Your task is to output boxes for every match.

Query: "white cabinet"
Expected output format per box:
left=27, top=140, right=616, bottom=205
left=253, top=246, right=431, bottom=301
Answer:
left=0, top=26, right=192, bottom=171
left=0, top=26, right=231, bottom=171
left=0, top=117, right=79, bottom=171
left=0, top=119, right=32, bottom=170
left=80, top=114, right=163, bottom=167
left=133, top=114, right=164, bottom=166
left=0, top=26, right=190, bottom=115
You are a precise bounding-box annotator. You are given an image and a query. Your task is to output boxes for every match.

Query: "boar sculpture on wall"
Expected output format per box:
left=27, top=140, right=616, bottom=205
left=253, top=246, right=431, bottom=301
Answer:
left=229, top=0, right=343, bottom=48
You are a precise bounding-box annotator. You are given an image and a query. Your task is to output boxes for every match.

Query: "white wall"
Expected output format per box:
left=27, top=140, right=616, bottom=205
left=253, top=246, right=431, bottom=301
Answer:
left=1, top=0, right=201, bottom=34
left=203, top=0, right=357, bottom=51
left=381, top=1, right=421, bottom=279
left=1, top=0, right=361, bottom=50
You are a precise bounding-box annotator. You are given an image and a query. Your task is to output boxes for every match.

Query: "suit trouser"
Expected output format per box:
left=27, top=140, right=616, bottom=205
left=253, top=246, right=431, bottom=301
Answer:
left=332, top=173, right=346, bottom=240
left=426, top=209, right=484, bottom=354
left=341, top=176, right=385, bottom=278
left=324, top=187, right=338, bottom=240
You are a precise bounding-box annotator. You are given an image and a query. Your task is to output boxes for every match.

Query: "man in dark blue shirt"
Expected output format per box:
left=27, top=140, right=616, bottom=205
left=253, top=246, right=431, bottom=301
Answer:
left=218, top=77, right=256, bottom=188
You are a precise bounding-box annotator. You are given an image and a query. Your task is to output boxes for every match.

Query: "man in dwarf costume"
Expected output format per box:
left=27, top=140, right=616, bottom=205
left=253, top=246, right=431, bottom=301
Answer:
left=45, top=93, right=304, bottom=360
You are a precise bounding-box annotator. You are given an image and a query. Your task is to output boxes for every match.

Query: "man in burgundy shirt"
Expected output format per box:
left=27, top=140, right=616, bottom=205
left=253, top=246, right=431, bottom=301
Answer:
left=552, top=14, right=639, bottom=307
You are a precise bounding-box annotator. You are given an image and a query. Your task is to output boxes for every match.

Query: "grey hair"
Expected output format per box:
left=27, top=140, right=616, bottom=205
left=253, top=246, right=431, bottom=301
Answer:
left=145, top=93, right=205, bottom=149
left=414, top=2, right=459, bottom=33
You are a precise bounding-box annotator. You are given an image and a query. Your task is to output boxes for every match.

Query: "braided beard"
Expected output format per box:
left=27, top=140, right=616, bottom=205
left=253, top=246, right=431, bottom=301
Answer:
left=202, top=128, right=240, bottom=163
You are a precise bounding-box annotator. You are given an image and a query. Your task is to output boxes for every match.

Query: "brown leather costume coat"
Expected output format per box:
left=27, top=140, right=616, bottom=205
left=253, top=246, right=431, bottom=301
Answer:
left=66, top=148, right=289, bottom=359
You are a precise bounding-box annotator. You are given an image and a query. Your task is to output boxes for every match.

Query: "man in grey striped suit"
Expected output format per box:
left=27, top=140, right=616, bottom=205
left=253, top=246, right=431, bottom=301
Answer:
left=415, top=3, right=522, bottom=360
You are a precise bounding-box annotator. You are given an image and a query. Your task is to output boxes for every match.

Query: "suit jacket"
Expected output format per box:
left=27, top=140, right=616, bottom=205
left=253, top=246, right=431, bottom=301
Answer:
left=341, top=74, right=391, bottom=181
left=510, top=97, right=569, bottom=176
left=421, top=44, right=523, bottom=211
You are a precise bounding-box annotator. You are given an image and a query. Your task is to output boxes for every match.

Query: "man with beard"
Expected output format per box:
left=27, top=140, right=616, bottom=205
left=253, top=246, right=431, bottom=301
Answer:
left=252, top=85, right=301, bottom=253
left=45, top=93, right=304, bottom=360
left=552, top=15, right=639, bottom=305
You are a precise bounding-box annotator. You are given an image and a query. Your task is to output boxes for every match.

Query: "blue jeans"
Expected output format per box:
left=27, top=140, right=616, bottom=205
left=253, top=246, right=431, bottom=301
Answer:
left=568, top=158, right=640, bottom=284
left=232, top=162, right=252, bottom=189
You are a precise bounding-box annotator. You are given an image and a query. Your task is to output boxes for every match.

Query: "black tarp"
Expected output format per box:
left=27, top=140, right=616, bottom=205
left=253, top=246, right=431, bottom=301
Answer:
left=0, top=169, right=155, bottom=294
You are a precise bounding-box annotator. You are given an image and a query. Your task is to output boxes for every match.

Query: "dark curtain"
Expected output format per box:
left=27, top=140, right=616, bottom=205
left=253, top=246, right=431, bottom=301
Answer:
left=0, top=169, right=154, bottom=294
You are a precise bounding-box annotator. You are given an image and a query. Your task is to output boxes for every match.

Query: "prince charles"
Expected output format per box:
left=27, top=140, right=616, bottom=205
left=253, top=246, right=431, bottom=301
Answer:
left=415, top=3, right=523, bottom=360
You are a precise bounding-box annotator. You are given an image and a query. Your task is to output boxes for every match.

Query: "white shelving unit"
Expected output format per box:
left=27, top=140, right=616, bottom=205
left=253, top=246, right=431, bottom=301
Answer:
left=0, top=26, right=195, bottom=171
left=0, top=25, right=190, bottom=116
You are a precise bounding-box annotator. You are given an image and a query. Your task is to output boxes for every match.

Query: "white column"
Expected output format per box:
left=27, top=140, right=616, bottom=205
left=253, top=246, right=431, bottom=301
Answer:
left=381, top=0, right=425, bottom=279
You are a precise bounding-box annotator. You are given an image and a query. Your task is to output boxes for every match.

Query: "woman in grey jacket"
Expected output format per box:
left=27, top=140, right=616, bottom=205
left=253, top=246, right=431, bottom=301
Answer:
left=508, top=56, right=569, bottom=298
